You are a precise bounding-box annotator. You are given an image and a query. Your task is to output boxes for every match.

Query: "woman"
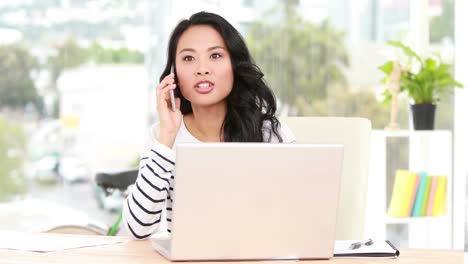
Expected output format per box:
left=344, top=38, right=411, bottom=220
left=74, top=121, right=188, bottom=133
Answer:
left=123, top=11, right=295, bottom=240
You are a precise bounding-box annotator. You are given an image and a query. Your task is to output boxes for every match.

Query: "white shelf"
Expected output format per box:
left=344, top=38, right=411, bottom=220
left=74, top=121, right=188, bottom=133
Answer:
left=384, top=216, right=449, bottom=225
left=365, top=130, right=453, bottom=249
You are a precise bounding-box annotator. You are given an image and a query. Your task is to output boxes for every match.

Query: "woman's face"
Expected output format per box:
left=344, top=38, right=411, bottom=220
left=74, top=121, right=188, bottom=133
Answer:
left=175, top=25, right=234, bottom=109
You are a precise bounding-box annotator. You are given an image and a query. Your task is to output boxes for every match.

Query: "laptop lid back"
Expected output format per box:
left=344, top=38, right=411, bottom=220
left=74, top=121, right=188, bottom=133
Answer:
left=170, top=143, right=343, bottom=261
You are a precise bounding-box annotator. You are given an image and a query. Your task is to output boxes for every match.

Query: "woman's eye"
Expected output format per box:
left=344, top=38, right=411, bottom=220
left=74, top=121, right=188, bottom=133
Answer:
left=211, top=53, right=222, bottom=59
left=182, top=56, right=194, bottom=62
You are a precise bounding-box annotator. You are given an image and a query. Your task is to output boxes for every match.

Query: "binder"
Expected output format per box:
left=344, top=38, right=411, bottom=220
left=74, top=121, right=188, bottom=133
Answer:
left=433, top=176, right=447, bottom=216
left=406, top=174, right=421, bottom=216
left=387, top=170, right=417, bottom=217
left=420, top=176, right=432, bottom=216
left=426, top=176, right=439, bottom=216
left=334, top=239, right=400, bottom=258
left=412, top=172, right=428, bottom=217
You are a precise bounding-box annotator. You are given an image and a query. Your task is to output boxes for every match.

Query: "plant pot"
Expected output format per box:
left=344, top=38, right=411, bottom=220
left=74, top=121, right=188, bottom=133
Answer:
left=410, top=103, right=436, bottom=130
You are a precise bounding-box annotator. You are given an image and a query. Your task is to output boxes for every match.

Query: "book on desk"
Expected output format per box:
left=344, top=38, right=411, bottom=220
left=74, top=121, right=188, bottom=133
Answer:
left=334, top=239, right=400, bottom=258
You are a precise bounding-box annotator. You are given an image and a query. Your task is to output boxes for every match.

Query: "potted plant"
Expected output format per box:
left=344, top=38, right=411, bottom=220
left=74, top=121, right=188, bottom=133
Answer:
left=378, top=41, right=463, bottom=130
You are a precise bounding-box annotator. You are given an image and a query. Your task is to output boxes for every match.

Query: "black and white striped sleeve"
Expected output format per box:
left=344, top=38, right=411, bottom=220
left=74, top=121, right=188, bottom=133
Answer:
left=123, top=140, right=175, bottom=240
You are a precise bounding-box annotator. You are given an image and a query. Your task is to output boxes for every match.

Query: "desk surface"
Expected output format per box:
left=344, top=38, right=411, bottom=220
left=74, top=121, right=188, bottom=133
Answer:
left=0, top=232, right=463, bottom=264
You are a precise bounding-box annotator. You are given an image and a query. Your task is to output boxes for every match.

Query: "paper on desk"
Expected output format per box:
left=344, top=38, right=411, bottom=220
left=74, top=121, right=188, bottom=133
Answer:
left=334, top=240, right=399, bottom=258
left=0, top=232, right=125, bottom=252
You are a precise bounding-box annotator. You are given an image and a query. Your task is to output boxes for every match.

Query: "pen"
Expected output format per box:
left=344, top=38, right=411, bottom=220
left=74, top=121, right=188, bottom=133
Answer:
left=169, top=65, right=176, bottom=112
left=349, top=238, right=373, bottom=250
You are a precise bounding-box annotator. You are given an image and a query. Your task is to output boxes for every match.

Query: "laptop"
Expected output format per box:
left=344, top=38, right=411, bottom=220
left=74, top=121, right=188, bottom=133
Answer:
left=151, top=143, right=344, bottom=261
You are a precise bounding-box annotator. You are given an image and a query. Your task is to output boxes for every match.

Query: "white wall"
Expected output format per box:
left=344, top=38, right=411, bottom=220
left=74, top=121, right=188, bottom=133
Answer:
left=454, top=0, right=467, bottom=250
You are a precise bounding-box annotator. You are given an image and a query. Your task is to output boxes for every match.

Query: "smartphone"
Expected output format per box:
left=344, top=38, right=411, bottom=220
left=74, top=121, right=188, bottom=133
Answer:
left=169, top=65, right=177, bottom=112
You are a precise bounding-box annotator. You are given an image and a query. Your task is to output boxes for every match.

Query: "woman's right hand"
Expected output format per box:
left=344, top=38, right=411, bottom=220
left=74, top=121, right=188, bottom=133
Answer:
left=156, top=73, right=182, bottom=148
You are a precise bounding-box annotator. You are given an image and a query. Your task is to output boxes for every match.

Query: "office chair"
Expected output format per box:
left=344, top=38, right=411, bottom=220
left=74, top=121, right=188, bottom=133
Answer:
left=44, top=170, right=138, bottom=236
left=282, top=117, right=371, bottom=240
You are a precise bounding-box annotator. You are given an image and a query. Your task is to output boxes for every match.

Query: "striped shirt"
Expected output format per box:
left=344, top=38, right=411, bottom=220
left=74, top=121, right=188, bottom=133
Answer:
left=123, top=119, right=296, bottom=240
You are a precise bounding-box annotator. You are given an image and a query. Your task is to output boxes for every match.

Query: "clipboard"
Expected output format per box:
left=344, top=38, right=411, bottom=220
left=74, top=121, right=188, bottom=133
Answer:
left=334, top=239, right=400, bottom=258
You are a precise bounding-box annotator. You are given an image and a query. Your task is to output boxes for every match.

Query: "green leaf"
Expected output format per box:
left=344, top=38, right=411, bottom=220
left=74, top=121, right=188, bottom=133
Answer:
left=378, top=61, right=394, bottom=75
left=438, top=63, right=451, bottom=72
left=380, top=89, right=392, bottom=105
left=425, top=58, right=437, bottom=70
left=453, top=80, right=464, bottom=88
left=387, top=41, right=422, bottom=63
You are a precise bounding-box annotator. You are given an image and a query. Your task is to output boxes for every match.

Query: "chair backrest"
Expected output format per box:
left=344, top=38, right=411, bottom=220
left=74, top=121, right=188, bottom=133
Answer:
left=281, top=117, right=371, bottom=240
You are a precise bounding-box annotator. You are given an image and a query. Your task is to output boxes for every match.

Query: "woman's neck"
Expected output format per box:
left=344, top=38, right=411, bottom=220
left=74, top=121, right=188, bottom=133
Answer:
left=184, top=104, right=227, bottom=142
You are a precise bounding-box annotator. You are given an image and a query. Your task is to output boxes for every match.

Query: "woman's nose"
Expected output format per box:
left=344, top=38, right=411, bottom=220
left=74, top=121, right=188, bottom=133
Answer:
left=196, top=68, right=210, bottom=76
left=196, top=61, right=210, bottom=76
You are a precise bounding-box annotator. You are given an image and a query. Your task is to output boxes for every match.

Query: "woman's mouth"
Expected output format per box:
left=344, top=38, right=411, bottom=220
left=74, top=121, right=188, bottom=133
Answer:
left=195, top=81, right=214, bottom=94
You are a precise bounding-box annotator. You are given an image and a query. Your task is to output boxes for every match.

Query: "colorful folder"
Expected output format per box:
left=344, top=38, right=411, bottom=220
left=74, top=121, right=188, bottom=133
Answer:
left=387, top=170, right=418, bottom=217
left=425, top=176, right=439, bottom=216
left=420, top=175, right=432, bottom=216
left=432, top=176, right=447, bottom=216
left=406, top=174, right=421, bottom=216
left=411, top=172, right=428, bottom=217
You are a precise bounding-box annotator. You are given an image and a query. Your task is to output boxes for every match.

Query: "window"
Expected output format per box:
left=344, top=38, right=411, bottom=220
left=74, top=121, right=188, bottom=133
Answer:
left=0, top=0, right=148, bottom=235
left=243, top=0, right=254, bottom=8
left=0, top=0, right=459, bottom=240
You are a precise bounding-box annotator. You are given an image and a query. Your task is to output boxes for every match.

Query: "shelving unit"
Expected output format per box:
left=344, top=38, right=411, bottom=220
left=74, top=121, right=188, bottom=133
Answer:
left=365, top=130, right=453, bottom=249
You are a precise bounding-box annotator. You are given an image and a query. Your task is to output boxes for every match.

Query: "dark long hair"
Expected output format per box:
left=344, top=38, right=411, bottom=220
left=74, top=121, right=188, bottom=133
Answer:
left=160, top=11, right=282, bottom=142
